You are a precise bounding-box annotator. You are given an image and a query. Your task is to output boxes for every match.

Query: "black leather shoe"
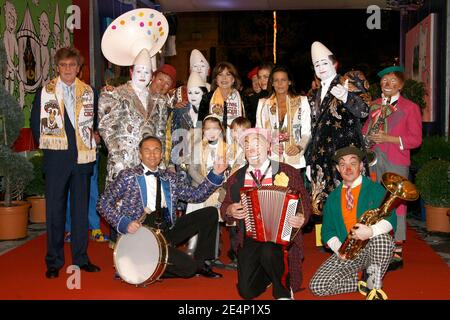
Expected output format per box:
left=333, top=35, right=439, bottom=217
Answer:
left=196, top=267, right=223, bottom=279
left=387, top=258, right=403, bottom=271
left=45, top=267, right=60, bottom=279
left=78, top=262, right=101, bottom=272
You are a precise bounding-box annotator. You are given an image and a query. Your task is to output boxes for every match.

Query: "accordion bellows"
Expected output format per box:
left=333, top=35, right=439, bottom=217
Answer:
left=240, top=186, right=300, bottom=245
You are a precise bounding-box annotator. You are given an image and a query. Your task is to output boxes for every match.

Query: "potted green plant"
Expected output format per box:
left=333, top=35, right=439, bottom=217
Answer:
left=411, top=135, right=450, bottom=170
left=25, top=152, right=46, bottom=223
left=0, top=43, right=34, bottom=240
left=415, top=159, right=450, bottom=233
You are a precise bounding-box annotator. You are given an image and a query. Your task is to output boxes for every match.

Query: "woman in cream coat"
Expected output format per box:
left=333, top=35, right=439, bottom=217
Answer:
left=256, top=65, right=311, bottom=171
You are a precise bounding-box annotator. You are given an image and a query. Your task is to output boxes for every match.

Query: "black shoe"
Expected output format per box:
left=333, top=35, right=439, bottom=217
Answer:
left=45, top=267, right=60, bottom=279
left=78, top=262, right=101, bottom=272
left=357, top=280, right=370, bottom=296
left=227, top=250, right=237, bottom=262
left=196, top=266, right=223, bottom=279
left=209, top=259, right=228, bottom=269
left=225, top=259, right=238, bottom=271
left=387, top=258, right=403, bottom=271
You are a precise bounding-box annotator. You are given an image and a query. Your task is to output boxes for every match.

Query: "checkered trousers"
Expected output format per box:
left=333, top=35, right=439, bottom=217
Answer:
left=309, top=233, right=395, bottom=296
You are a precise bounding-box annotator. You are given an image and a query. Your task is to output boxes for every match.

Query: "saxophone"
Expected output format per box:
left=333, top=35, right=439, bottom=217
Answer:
left=363, top=97, right=391, bottom=166
left=338, top=172, right=419, bottom=260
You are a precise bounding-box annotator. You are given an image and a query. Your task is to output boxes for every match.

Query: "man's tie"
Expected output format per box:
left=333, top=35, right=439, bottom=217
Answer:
left=252, top=169, right=262, bottom=187
left=64, top=85, right=75, bottom=127
left=345, top=186, right=354, bottom=210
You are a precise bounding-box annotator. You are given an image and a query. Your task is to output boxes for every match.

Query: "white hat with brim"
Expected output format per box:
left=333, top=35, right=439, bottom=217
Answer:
left=101, top=8, right=168, bottom=66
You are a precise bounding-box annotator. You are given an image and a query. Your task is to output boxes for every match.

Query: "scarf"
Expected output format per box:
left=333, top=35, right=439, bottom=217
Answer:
left=209, top=88, right=245, bottom=128
left=39, top=77, right=96, bottom=164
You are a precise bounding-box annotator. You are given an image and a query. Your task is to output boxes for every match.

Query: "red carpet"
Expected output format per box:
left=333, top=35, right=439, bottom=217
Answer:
left=0, top=225, right=448, bottom=300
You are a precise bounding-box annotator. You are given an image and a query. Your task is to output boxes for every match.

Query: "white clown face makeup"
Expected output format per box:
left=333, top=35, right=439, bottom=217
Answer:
left=188, top=86, right=204, bottom=107
left=191, top=62, right=209, bottom=82
left=313, top=58, right=336, bottom=81
left=131, top=65, right=151, bottom=90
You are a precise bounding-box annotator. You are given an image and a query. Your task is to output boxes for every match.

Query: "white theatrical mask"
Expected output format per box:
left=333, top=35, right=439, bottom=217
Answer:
left=131, top=65, right=151, bottom=107
left=313, top=58, right=336, bottom=81
left=131, top=65, right=152, bottom=91
left=188, top=86, right=204, bottom=107
left=188, top=86, right=204, bottom=127
left=191, top=62, right=209, bottom=83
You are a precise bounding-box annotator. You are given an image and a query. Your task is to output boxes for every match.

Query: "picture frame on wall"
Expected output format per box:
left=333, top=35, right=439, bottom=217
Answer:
left=405, top=13, right=436, bottom=122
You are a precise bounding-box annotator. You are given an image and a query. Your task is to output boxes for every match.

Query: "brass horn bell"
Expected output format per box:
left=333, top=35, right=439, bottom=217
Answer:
left=338, top=172, right=419, bottom=260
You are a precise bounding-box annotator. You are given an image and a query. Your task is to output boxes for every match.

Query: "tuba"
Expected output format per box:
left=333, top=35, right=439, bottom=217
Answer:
left=338, top=172, right=419, bottom=260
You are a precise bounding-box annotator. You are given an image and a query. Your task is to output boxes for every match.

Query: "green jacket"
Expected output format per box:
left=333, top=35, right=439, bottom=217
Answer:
left=321, top=176, right=397, bottom=244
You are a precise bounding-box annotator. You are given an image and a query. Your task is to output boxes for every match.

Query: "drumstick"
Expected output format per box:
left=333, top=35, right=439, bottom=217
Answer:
left=138, top=207, right=152, bottom=224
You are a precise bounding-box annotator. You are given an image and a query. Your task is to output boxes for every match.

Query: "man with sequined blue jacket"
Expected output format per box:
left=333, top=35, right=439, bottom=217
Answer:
left=97, top=135, right=227, bottom=279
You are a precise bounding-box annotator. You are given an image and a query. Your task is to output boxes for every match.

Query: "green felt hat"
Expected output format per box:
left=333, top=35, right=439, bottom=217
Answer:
left=332, top=145, right=366, bottom=163
left=377, top=65, right=405, bottom=78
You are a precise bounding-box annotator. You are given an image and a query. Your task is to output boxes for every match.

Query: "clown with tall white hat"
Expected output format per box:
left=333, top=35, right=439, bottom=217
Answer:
left=305, top=41, right=371, bottom=216
left=190, top=49, right=211, bottom=91
left=165, top=70, right=209, bottom=172
left=98, top=8, right=171, bottom=188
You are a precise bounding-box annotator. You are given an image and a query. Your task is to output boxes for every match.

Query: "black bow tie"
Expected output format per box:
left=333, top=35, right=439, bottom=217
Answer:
left=145, top=170, right=159, bottom=177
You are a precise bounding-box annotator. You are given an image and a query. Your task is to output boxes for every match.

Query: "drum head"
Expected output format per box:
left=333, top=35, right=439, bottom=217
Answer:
left=114, top=227, right=161, bottom=285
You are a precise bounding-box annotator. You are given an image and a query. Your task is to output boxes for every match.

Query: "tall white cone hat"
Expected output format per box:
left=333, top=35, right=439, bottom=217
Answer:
left=311, top=41, right=334, bottom=64
left=133, top=48, right=152, bottom=69
left=190, top=49, right=209, bottom=70
left=187, top=71, right=205, bottom=89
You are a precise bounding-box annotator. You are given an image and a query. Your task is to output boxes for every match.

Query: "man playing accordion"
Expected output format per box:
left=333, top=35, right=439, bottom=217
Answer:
left=220, top=128, right=312, bottom=300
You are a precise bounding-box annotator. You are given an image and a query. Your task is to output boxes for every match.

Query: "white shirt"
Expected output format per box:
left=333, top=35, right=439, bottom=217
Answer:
left=320, top=77, right=334, bottom=103
left=382, top=92, right=400, bottom=105
left=60, top=81, right=75, bottom=127
left=245, top=159, right=272, bottom=187
left=142, top=164, right=167, bottom=212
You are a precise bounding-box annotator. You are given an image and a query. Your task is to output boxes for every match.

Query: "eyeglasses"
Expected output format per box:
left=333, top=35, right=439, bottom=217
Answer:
left=58, top=62, right=78, bottom=69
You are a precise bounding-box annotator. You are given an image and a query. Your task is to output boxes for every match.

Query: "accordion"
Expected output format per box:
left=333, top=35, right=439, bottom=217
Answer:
left=240, top=186, right=300, bottom=246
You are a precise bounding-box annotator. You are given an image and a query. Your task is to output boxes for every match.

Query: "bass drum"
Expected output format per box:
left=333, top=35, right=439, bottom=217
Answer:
left=113, top=226, right=169, bottom=286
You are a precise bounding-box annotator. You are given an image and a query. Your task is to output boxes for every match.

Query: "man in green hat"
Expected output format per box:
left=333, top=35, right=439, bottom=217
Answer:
left=309, top=145, right=397, bottom=300
left=362, top=65, right=422, bottom=271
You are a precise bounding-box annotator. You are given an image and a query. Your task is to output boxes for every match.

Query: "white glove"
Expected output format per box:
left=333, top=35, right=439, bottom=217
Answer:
left=351, top=223, right=373, bottom=241
left=330, top=79, right=349, bottom=103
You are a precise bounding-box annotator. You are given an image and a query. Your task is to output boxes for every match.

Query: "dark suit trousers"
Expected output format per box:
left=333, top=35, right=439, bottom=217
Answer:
left=237, top=237, right=291, bottom=299
left=45, top=166, right=91, bottom=269
left=161, top=206, right=218, bottom=278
